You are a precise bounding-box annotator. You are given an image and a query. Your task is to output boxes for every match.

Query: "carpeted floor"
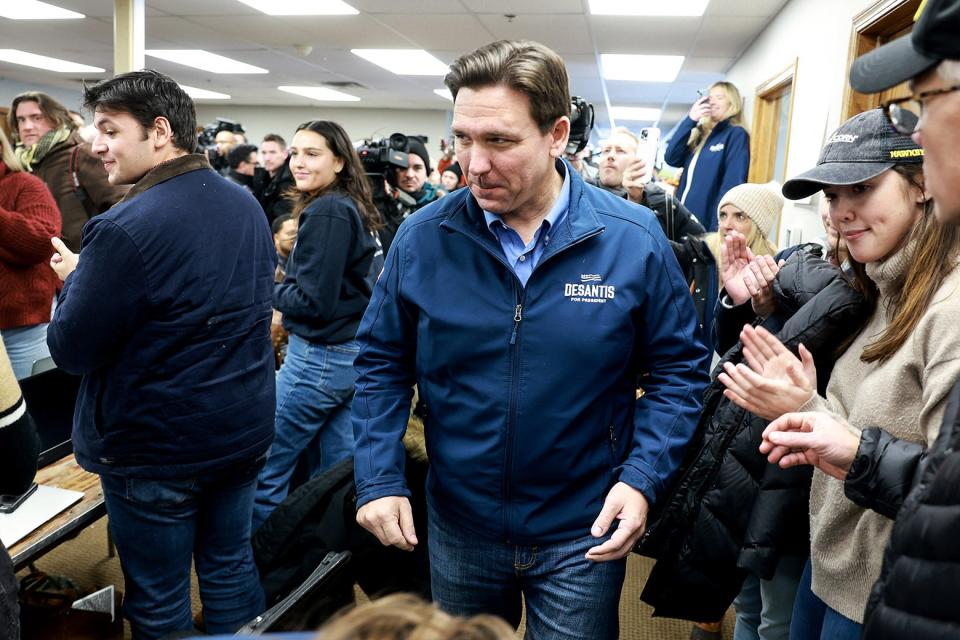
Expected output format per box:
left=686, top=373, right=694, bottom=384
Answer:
left=16, top=517, right=735, bottom=639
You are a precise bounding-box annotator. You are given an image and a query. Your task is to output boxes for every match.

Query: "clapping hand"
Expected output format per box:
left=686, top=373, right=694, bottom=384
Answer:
left=718, top=325, right=817, bottom=421
left=760, top=412, right=860, bottom=480
left=720, top=232, right=755, bottom=305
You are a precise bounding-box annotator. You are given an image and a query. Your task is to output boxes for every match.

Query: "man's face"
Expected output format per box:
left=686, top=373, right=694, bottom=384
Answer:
left=274, top=218, right=297, bottom=257
left=598, top=132, right=638, bottom=188
left=15, top=100, right=54, bottom=147
left=452, top=84, right=568, bottom=217
left=237, top=151, right=258, bottom=176
left=91, top=108, right=157, bottom=185
left=260, top=141, right=287, bottom=174
left=912, top=65, right=960, bottom=223
left=396, top=153, right=427, bottom=194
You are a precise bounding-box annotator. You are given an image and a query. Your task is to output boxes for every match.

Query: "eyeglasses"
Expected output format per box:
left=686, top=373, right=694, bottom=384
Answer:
left=882, top=84, right=960, bottom=134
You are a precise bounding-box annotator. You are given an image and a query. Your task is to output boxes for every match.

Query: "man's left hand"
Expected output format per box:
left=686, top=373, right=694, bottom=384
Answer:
left=585, top=481, right=649, bottom=562
left=50, top=237, right=78, bottom=281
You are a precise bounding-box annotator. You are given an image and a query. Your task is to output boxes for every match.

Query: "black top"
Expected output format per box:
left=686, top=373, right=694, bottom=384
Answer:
left=276, top=192, right=378, bottom=345
left=0, top=396, right=40, bottom=496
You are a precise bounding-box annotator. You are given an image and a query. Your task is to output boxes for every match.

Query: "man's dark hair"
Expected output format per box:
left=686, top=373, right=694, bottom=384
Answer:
left=262, top=133, right=286, bottom=149
left=82, top=69, right=197, bottom=153
left=444, top=40, right=571, bottom=134
left=228, top=144, right=258, bottom=170
left=271, top=213, right=293, bottom=235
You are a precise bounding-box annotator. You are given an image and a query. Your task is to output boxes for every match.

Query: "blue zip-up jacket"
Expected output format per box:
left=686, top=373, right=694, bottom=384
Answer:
left=48, top=155, right=276, bottom=479
left=352, top=165, right=710, bottom=544
left=665, top=117, right=750, bottom=233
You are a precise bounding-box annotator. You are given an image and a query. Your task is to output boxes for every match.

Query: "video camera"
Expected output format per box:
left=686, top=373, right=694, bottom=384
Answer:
left=355, top=132, right=412, bottom=188
left=566, top=96, right=595, bottom=156
left=198, top=117, right=244, bottom=151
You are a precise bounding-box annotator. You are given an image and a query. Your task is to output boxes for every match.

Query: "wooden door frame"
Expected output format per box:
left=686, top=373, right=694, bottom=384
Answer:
left=841, top=0, right=920, bottom=120
left=748, top=59, right=798, bottom=240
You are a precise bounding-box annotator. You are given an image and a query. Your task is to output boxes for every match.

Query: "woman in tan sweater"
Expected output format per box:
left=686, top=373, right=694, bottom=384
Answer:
left=718, top=109, right=960, bottom=639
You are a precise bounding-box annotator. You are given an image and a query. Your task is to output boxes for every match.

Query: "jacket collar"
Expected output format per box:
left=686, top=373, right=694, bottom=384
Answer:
left=120, top=153, right=212, bottom=204
left=440, top=159, right=604, bottom=256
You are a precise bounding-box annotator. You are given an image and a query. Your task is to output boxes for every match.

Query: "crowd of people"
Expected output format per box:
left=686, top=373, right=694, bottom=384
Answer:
left=1, top=1, right=959, bottom=638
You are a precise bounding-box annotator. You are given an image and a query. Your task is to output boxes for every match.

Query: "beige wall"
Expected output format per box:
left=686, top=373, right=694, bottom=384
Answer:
left=725, top=0, right=877, bottom=247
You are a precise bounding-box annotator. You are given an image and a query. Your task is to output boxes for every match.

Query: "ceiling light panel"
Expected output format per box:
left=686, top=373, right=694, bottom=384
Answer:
left=278, top=86, right=360, bottom=102
left=351, top=49, right=449, bottom=76
left=0, top=49, right=103, bottom=72
left=146, top=50, right=268, bottom=74
left=588, top=0, right=710, bottom=16
left=236, top=0, right=358, bottom=15
left=600, top=54, right=685, bottom=82
left=0, top=1, right=84, bottom=19
left=180, top=85, right=231, bottom=100
left=609, top=106, right=662, bottom=121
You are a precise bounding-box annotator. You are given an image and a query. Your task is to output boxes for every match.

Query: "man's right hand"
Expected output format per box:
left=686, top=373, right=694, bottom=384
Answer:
left=356, top=496, right=418, bottom=551
left=621, top=158, right=648, bottom=203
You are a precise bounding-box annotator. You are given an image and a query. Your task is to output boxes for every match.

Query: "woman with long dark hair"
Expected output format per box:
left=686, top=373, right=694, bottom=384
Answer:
left=253, top=120, right=383, bottom=530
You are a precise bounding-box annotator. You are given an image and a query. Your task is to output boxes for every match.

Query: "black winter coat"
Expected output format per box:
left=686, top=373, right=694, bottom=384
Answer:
left=845, top=379, right=960, bottom=639
left=253, top=455, right=431, bottom=628
left=637, top=249, right=870, bottom=622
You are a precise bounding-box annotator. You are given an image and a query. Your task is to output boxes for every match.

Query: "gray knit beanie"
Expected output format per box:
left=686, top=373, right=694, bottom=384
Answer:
left=717, top=181, right=783, bottom=238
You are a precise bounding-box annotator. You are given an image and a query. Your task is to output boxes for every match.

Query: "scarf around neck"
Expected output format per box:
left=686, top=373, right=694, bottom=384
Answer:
left=14, top=126, right=72, bottom=171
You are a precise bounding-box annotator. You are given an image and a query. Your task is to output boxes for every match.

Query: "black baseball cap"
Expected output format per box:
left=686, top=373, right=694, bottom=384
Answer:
left=782, top=109, right=923, bottom=200
left=850, top=0, right=960, bottom=93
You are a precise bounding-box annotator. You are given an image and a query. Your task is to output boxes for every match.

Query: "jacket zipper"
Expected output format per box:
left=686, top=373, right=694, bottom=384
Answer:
left=503, top=285, right=524, bottom=542
left=445, top=223, right=604, bottom=543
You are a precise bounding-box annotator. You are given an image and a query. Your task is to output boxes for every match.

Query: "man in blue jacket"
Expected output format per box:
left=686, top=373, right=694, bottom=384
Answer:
left=47, top=70, right=276, bottom=639
left=353, top=40, right=710, bottom=639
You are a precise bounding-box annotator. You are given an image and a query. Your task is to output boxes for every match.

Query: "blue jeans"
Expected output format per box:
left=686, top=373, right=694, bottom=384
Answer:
left=427, top=505, right=626, bottom=640
left=1, top=323, right=50, bottom=380
left=99, top=457, right=266, bottom=640
left=252, top=335, right=358, bottom=530
left=733, top=554, right=805, bottom=640
left=789, top=559, right=862, bottom=640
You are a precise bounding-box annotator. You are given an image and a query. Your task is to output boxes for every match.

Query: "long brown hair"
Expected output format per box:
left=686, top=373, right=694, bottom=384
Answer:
left=288, top=120, right=382, bottom=232
left=847, top=165, right=960, bottom=362
left=8, top=92, right=76, bottom=144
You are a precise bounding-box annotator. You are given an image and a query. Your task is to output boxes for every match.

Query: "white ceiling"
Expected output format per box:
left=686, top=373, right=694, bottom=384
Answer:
left=0, top=0, right=789, bottom=133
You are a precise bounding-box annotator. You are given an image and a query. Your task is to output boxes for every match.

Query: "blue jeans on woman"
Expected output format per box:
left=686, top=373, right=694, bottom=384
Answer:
left=1, top=323, right=50, bottom=380
left=99, top=456, right=266, bottom=640
left=427, top=504, right=626, bottom=640
left=252, top=335, right=358, bottom=530
left=733, top=554, right=806, bottom=640
left=789, top=559, right=862, bottom=640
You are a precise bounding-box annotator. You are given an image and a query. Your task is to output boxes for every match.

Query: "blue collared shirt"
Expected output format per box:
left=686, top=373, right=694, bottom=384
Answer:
left=482, top=165, right=570, bottom=287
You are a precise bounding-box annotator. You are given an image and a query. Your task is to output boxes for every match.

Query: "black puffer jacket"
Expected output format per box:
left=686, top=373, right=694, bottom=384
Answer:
left=845, top=379, right=960, bottom=639
left=637, top=249, right=869, bottom=622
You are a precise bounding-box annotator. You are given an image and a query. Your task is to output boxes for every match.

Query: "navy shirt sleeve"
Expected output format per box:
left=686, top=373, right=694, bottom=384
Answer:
left=664, top=117, right=698, bottom=168
left=352, top=224, right=417, bottom=510
left=717, top=126, right=750, bottom=202
left=48, top=218, right=150, bottom=375
left=274, top=197, right=356, bottom=324
left=620, top=222, right=711, bottom=505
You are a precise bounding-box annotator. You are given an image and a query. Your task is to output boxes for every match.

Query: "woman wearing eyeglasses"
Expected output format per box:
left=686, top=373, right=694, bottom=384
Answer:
left=719, top=108, right=960, bottom=639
